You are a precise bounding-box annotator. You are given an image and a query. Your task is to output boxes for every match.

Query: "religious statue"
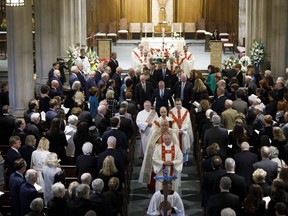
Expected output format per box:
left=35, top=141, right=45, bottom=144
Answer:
left=158, top=0, right=167, bottom=23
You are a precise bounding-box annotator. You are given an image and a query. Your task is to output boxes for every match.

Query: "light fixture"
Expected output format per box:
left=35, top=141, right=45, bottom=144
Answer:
left=6, top=0, right=25, bottom=7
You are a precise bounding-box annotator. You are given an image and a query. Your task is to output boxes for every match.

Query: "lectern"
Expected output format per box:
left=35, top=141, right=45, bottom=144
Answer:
left=210, top=41, right=222, bottom=69
left=97, top=39, right=112, bottom=59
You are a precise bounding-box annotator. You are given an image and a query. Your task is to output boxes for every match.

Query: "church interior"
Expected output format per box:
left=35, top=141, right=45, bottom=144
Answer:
left=0, top=0, right=287, bottom=216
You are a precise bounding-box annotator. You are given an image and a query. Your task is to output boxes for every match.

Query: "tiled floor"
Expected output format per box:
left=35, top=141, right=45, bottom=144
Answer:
left=128, top=138, right=203, bottom=216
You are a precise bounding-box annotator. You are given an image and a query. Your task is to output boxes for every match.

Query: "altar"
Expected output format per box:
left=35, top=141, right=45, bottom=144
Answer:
left=141, top=37, right=185, bottom=52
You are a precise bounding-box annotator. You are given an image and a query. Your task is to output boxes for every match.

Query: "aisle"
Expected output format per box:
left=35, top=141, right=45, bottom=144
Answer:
left=128, top=138, right=203, bottom=216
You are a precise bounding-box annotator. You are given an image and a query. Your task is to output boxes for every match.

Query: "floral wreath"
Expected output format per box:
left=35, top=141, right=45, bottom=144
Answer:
left=239, top=55, right=252, bottom=72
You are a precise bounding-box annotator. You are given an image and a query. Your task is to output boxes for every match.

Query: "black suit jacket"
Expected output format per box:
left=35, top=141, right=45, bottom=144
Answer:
left=95, top=113, right=109, bottom=135
left=108, top=58, right=119, bottom=77
left=66, top=197, right=92, bottom=216
left=151, top=88, right=174, bottom=114
left=0, top=114, right=16, bottom=145
left=19, top=145, right=35, bottom=169
left=207, top=192, right=241, bottom=216
left=134, top=81, right=154, bottom=109
left=212, top=95, right=228, bottom=115
left=9, top=172, right=25, bottom=216
left=97, top=148, right=124, bottom=174
left=234, top=150, right=258, bottom=187
left=76, top=154, right=98, bottom=181
left=172, top=81, right=193, bottom=110
left=7, top=148, right=21, bottom=175
left=102, top=128, right=128, bottom=151
left=112, top=73, right=122, bottom=96
left=157, top=68, right=172, bottom=88
left=118, top=116, right=134, bottom=140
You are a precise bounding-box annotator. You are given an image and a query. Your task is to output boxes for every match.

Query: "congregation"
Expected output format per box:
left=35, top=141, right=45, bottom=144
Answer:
left=1, top=42, right=288, bottom=216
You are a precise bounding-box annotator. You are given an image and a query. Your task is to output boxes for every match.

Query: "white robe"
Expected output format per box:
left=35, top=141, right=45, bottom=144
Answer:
left=76, top=56, right=91, bottom=74
left=147, top=190, right=185, bottom=216
left=152, top=143, right=183, bottom=192
left=64, top=124, right=77, bottom=157
left=169, top=107, right=194, bottom=162
left=138, top=128, right=179, bottom=185
left=181, top=51, right=194, bottom=72
left=136, top=109, right=159, bottom=155
left=131, top=48, right=143, bottom=70
left=30, top=150, right=51, bottom=189
left=175, top=56, right=191, bottom=78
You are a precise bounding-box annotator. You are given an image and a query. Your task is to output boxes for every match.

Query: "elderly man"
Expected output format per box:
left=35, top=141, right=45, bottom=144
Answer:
left=85, top=70, right=96, bottom=97
left=221, top=99, right=238, bottom=130
left=69, top=65, right=80, bottom=88
left=112, top=66, right=122, bottom=96
left=90, top=178, right=113, bottom=216
left=136, top=100, right=159, bottom=157
left=169, top=98, right=193, bottom=165
left=152, top=132, right=183, bottom=191
left=139, top=119, right=178, bottom=189
left=135, top=75, right=154, bottom=110
left=131, top=43, right=144, bottom=70
left=19, top=169, right=39, bottom=216
left=95, top=104, right=109, bottom=135
left=49, top=69, right=63, bottom=97
left=96, top=72, right=109, bottom=88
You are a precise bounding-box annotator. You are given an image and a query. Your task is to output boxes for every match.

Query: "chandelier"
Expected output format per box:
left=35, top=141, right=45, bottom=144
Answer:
left=6, top=0, right=25, bottom=6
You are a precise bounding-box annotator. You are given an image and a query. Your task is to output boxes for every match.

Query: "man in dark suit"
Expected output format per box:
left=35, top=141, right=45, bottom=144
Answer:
left=118, top=107, right=134, bottom=141
left=23, top=99, right=39, bottom=124
left=201, top=156, right=226, bottom=208
left=66, top=184, right=92, bottom=216
left=214, top=158, right=247, bottom=203
left=76, top=142, right=98, bottom=181
left=7, top=136, right=22, bottom=176
left=156, top=62, right=172, bottom=89
left=0, top=105, right=16, bottom=145
left=49, top=70, right=64, bottom=97
left=172, top=72, right=193, bottom=110
left=112, top=66, right=122, bottom=96
left=95, top=105, right=109, bottom=136
left=234, top=142, right=258, bottom=188
left=19, top=169, right=39, bottom=216
left=204, top=114, right=229, bottom=159
left=151, top=81, right=174, bottom=115
left=101, top=117, right=127, bottom=152
left=107, top=52, right=119, bottom=77
left=234, top=64, right=244, bottom=87
left=265, top=90, right=278, bottom=119
left=85, top=70, right=97, bottom=98
left=212, top=86, right=228, bottom=115
left=253, top=146, right=278, bottom=185
left=135, top=74, right=154, bottom=110
left=69, top=66, right=80, bottom=88
left=45, top=99, right=59, bottom=129
left=206, top=176, right=241, bottom=216
left=149, top=63, right=158, bottom=88
left=90, top=178, right=113, bottom=216
left=48, top=62, right=60, bottom=81
left=12, top=118, right=27, bottom=145
left=97, top=136, right=124, bottom=175
left=9, top=158, right=27, bottom=216
left=19, top=135, right=36, bottom=169
left=76, top=63, right=87, bottom=91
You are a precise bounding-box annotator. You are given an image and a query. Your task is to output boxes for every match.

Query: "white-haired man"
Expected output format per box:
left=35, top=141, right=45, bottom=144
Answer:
left=69, top=65, right=80, bottom=88
left=136, top=100, right=159, bottom=157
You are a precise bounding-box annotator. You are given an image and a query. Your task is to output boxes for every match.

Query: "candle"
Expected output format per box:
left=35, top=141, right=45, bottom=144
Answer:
left=162, top=27, right=165, bottom=33
left=172, top=25, right=174, bottom=33
left=144, top=26, right=146, bottom=33
left=180, top=25, right=182, bottom=33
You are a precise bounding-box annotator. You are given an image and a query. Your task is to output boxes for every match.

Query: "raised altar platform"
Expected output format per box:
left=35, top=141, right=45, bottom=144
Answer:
left=141, top=37, right=185, bottom=52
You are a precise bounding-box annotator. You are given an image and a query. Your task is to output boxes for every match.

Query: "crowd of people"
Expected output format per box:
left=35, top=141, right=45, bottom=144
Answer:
left=1, top=43, right=288, bottom=216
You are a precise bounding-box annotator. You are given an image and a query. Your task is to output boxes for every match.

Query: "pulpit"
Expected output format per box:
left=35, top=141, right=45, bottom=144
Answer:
left=97, top=39, right=111, bottom=59
left=210, top=41, right=222, bottom=68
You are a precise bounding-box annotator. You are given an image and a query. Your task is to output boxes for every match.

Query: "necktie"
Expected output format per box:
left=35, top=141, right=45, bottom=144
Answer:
left=163, top=69, right=166, bottom=78
left=160, top=89, right=164, bottom=98
left=143, top=83, right=146, bottom=92
left=180, top=82, right=185, bottom=100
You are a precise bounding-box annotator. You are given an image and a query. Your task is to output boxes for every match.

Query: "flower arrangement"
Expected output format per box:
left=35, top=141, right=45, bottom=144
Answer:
left=239, top=55, right=252, bottom=72
left=223, top=56, right=239, bottom=69
left=249, top=39, right=265, bottom=65
left=150, top=48, right=170, bottom=63
left=66, top=44, right=80, bottom=69
left=0, top=19, right=7, bottom=30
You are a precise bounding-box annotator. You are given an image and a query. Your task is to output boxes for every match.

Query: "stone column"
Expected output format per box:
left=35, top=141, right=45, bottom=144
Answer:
left=6, top=0, right=34, bottom=117
left=238, top=0, right=246, bottom=46
left=270, top=0, right=288, bottom=77
left=34, top=0, right=61, bottom=89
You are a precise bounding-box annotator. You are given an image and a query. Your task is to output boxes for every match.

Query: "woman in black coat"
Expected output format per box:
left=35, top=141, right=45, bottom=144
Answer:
left=45, top=118, right=68, bottom=164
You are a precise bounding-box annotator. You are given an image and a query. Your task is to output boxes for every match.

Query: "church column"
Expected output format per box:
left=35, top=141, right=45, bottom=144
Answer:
left=6, top=0, right=34, bottom=117
left=270, top=0, right=288, bottom=77
left=34, top=0, right=61, bottom=89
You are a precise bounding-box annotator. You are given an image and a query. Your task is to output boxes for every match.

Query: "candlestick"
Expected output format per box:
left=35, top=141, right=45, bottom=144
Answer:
left=171, top=25, right=174, bottom=33
left=179, top=25, right=182, bottom=37
left=162, top=27, right=165, bottom=34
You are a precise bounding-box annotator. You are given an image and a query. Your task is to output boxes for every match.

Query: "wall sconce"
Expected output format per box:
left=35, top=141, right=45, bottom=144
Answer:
left=6, top=0, right=25, bottom=6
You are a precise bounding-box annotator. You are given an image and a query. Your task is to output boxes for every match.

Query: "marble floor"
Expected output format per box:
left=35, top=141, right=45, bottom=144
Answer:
left=128, top=138, right=203, bottom=216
